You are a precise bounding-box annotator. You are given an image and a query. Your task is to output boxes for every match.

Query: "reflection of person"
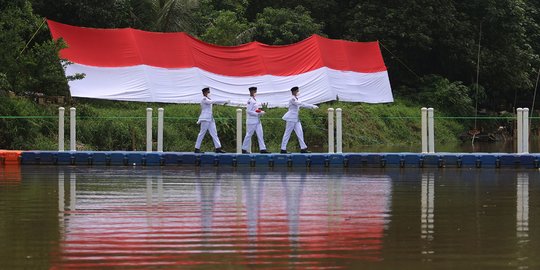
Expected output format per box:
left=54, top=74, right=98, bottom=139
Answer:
left=196, top=170, right=222, bottom=236
left=280, top=86, right=319, bottom=154
left=280, top=169, right=306, bottom=260
left=241, top=168, right=266, bottom=242
left=241, top=87, right=270, bottom=154
left=194, top=87, right=228, bottom=153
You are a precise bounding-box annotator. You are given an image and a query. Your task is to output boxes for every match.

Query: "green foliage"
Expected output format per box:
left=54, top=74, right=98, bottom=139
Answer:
left=398, top=75, right=480, bottom=117
left=31, top=0, right=134, bottom=28
left=0, top=1, right=77, bottom=98
left=324, top=100, right=463, bottom=150
left=0, top=97, right=57, bottom=149
left=4, top=0, right=540, bottom=135
left=15, top=39, right=71, bottom=96
left=0, top=97, right=464, bottom=152
left=0, top=73, right=9, bottom=96
left=253, top=6, right=323, bottom=45
left=207, top=0, right=248, bottom=15
left=345, top=0, right=537, bottom=110
left=128, top=0, right=202, bottom=33
left=201, top=10, right=252, bottom=45
left=0, top=1, right=40, bottom=92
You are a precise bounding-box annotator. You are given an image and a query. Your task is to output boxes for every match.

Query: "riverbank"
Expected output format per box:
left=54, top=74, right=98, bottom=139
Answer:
left=0, top=97, right=467, bottom=152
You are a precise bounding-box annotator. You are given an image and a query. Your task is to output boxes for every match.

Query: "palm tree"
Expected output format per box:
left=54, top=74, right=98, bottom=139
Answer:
left=130, top=0, right=200, bottom=33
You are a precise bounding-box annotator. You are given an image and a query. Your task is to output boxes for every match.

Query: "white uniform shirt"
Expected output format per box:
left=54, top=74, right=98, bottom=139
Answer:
left=246, top=96, right=263, bottom=125
left=197, top=96, right=226, bottom=124
left=282, top=95, right=318, bottom=122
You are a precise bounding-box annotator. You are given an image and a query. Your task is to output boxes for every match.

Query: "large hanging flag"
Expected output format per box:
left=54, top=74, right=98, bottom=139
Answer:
left=48, top=20, right=393, bottom=106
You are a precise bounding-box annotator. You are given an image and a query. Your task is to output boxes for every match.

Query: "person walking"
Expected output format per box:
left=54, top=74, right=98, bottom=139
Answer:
left=194, top=87, right=228, bottom=153
left=280, top=86, right=318, bottom=154
left=241, top=86, right=270, bottom=154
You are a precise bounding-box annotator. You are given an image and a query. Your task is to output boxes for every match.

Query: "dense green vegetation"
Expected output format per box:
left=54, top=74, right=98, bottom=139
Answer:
left=0, top=96, right=465, bottom=151
left=1, top=0, right=537, bottom=150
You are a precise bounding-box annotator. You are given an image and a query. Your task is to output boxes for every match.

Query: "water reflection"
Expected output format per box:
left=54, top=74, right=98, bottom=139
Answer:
left=58, top=171, right=64, bottom=232
left=49, top=168, right=393, bottom=268
left=69, top=173, right=76, bottom=211
left=5, top=167, right=540, bottom=268
left=58, top=169, right=77, bottom=234
left=197, top=169, right=221, bottom=234
left=421, top=172, right=435, bottom=257
left=242, top=169, right=264, bottom=242
left=516, top=172, right=530, bottom=270
left=0, top=164, right=21, bottom=184
left=281, top=170, right=305, bottom=262
left=516, top=173, right=529, bottom=239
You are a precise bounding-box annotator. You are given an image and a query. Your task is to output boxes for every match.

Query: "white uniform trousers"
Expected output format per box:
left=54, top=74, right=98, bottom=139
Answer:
left=242, top=123, right=267, bottom=151
left=280, top=121, right=307, bottom=150
left=195, top=120, right=222, bottom=149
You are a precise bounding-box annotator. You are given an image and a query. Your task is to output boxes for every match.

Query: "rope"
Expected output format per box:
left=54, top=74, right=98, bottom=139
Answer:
left=473, top=21, right=482, bottom=131
left=530, top=67, right=540, bottom=121
left=17, top=17, right=47, bottom=59
left=379, top=42, right=420, bottom=79
left=0, top=116, right=57, bottom=119
left=0, top=115, right=524, bottom=120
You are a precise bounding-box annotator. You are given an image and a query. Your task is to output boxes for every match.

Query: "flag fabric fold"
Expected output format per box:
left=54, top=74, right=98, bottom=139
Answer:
left=48, top=20, right=393, bottom=106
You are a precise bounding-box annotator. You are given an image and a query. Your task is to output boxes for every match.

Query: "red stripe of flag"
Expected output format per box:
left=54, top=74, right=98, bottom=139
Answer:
left=48, top=20, right=388, bottom=77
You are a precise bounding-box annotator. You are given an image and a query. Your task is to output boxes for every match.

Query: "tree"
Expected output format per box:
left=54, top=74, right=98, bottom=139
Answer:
left=201, top=10, right=253, bottom=46
left=245, top=0, right=350, bottom=39
left=130, top=0, right=202, bottom=33
left=454, top=0, right=536, bottom=108
left=345, top=0, right=537, bottom=110
left=207, top=0, right=248, bottom=16
left=0, top=0, right=73, bottom=97
left=252, top=6, right=323, bottom=45
left=31, top=0, right=133, bottom=28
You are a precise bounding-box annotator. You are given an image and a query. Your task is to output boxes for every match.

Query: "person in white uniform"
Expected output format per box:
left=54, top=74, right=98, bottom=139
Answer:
left=194, top=87, right=228, bottom=153
left=280, top=86, right=319, bottom=154
left=241, top=87, right=270, bottom=154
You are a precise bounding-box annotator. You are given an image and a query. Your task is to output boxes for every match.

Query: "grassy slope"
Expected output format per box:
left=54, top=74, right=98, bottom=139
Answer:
left=0, top=97, right=464, bottom=151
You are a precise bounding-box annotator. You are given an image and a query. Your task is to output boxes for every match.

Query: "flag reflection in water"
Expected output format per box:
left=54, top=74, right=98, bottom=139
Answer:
left=52, top=168, right=392, bottom=269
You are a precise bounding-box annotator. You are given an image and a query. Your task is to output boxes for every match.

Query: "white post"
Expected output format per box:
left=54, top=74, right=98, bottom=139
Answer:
left=69, top=107, right=76, bottom=151
left=523, top=108, right=529, bottom=154
left=428, top=108, right=435, bottom=153
left=517, top=108, right=523, bottom=153
left=146, top=108, right=153, bottom=152
left=328, top=108, right=335, bottom=153
left=421, top=108, right=428, bottom=153
left=58, top=107, right=65, bottom=151
left=157, top=108, right=164, bottom=152
left=336, top=108, right=342, bottom=153
left=236, top=108, right=242, bottom=154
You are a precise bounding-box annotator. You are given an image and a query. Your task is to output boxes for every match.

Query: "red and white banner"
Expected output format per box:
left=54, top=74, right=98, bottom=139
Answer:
left=48, top=20, right=393, bottom=106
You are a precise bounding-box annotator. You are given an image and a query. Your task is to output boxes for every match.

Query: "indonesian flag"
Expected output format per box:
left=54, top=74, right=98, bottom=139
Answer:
left=48, top=20, right=393, bottom=107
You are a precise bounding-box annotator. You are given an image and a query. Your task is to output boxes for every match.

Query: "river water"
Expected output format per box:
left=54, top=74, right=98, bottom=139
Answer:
left=0, top=165, right=539, bottom=269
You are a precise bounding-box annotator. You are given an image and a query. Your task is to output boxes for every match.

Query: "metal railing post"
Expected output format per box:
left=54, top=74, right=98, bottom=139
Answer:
left=236, top=108, right=242, bottom=154
left=517, top=108, right=523, bottom=153
left=146, top=108, right=153, bottom=152
left=336, top=108, right=342, bottom=153
left=157, top=108, right=164, bottom=152
left=421, top=108, right=428, bottom=153
left=428, top=108, right=435, bottom=153
left=58, top=107, right=65, bottom=151
left=69, top=107, right=76, bottom=151
left=328, top=108, right=335, bottom=153
left=523, top=108, right=529, bottom=154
